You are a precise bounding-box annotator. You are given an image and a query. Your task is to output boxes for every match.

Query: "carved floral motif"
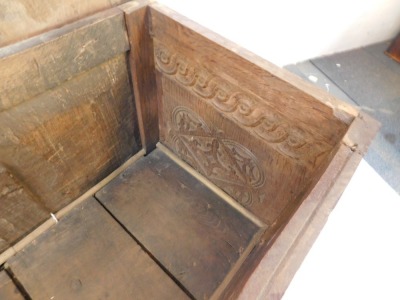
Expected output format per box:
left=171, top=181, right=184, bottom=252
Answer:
left=170, top=106, right=266, bottom=207
left=154, top=43, right=331, bottom=168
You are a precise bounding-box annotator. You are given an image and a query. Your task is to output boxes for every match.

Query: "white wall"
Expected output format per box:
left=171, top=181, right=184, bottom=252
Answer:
left=158, top=0, right=400, bottom=66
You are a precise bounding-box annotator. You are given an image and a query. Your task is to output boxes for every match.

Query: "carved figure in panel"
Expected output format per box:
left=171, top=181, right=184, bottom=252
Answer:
left=170, top=106, right=266, bottom=207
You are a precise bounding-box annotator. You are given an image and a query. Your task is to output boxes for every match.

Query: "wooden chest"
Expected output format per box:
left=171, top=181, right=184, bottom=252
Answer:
left=0, top=1, right=378, bottom=299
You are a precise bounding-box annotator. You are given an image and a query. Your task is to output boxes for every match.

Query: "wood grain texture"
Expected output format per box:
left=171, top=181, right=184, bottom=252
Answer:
left=149, top=6, right=351, bottom=146
left=121, top=3, right=159, bottom=152
left=0, top=54, right=140, bottom=213
left=148, top=6, right=353, bottom=230
left=0, top=165, right=49, bottom=252
left=0, top=8, right=129, bottom=112
left=0, top=271, right=24, bottom=300
left=0, top=0, right=129, bottom=47
left=7, top=197, right=188, bottom=300
left=158, top=78, right=314, bottom=226
left=96, top=149, right=263, bottom=299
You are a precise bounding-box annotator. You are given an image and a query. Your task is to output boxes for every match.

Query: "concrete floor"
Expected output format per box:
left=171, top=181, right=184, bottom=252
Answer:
left=284, top=41, right=400, bottom=300
left=286, top=41, right=400, bottom=194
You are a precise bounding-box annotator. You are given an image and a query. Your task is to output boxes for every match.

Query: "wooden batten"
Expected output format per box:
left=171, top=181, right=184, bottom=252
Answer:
left=120, top=2, right=159, bottom=153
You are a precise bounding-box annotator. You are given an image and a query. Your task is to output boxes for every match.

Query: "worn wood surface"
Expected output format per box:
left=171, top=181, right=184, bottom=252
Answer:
left=0, top=3, right=378, bottom=299
left=158, top=77, right=315, bottom=227
left=96, top=149, right=263, bottom=299
left=145, top=5, right=379, bottom=299
left=150, top=5, right=352, bottom=143
left=386, top=33, right=400, bottom=63
left=0, top=271, right=24, bottom=300
left=0, top=165, right=49, bottom=252
left=0, top=8, right=129, bottom=112
left=0, top=54, right=140, bottom=213
left=121, top=3, right=159, bottom=153
left=7, top=197, right=188, bottom=300
left=0, top=0, right=130, bottom=47
left=148, top=6, right=349, bottom=231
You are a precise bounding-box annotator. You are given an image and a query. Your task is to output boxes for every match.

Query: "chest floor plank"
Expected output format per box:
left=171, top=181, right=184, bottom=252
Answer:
left=0, top=271, right=24, bottom=300
left=7, top=197, right=188, bottom=300
left=96, top=148, right=264, bottom=299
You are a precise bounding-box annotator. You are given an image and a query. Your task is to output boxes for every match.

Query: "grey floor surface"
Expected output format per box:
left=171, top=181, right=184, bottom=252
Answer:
left=286, top=41, right=400, bottom=194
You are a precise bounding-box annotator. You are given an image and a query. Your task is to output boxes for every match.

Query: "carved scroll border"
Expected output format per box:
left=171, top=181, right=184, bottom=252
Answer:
left=154, top=42, right=331, bottom=168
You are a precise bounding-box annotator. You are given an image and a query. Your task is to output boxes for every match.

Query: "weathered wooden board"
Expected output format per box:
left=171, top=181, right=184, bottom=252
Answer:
left=0, top=8, right=129, bottom=112
left=0, top=54, right=140, bottom=213
left=0, top=271, right=24, bottom=300
left=121, top=3, right=159, bottom=153
left=0, top=164, right=49, bottom=252
left=149, top=6, right=353, bottom=146
left=7, top=197, right=188, bottom=300
left=96, top=149, right=264, bottom=299
left=158, top=75, right=318, bottom=226
left=0, top=0, right=130, bottom=47
left=148, top=6, right=347, bottom=228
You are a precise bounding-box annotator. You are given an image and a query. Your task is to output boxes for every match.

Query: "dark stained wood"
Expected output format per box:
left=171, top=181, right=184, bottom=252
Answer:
left=0, top=164, right=49, bottom=252
left=0, top=0, right=129, bottom=47
left=96, top=149, right=264, bottom=299
left=0, top=54, right=140, bottom=213
left=158, top=76, right=313, bottom=227
left=148, top=5, right=347, bottom=232
left=149, top=5, right=353, bottom=144
left=144, top=5, right=378, bottom=299
left=121, top=3, right=159, bottom=153
left=0, top=3, right=379, bottom=299
left=7, top=197, right=188, bottom=300
left=386, top=33, right=400, bottom=63
left=0, top=8, right=129, bottom=112
left=0, top=271, right=24, bottom=300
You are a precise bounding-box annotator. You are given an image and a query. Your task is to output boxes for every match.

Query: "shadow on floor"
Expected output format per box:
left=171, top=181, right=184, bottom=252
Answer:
left=286, top=41, right=400, bottom=194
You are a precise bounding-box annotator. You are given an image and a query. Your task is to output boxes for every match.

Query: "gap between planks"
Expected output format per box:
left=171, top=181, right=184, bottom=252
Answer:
left=156, top=142, right=267, bottom=229
left=0, top=149, right=146, bottom=266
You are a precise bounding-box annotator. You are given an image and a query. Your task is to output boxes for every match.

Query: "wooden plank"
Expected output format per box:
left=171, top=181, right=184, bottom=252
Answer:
left=0, top=151, right=146, bottom=267
left=0, top=164, right=49, bottom=252
left=147, top=5, right=355, bottom=228
left=0, top=54, right=141, bottom=213
left=149, top=5, right=353, bottom=146
left=158, top=74, right=317, bottom=226
left=222, top=115, right=380, bottom=299
left=0, top=8, right=129, bottom=112
left=7, top=197, right=188, bottom=299
left=0, top=271, right=24, bottom=300
left=121, top=3, right=159, bottom=152
left=0, top=0, right=129, bottom=47
left=96, top=149, right=264, bottom=299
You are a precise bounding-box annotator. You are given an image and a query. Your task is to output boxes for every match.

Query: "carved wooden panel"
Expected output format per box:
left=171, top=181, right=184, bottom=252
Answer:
left=153, top=34, right=341, bottom=226
left=155, top=42, right=332, bottom=170
left=158, top=73, right=314, bottom=225
left=170, top=106, right=266, bottom=207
